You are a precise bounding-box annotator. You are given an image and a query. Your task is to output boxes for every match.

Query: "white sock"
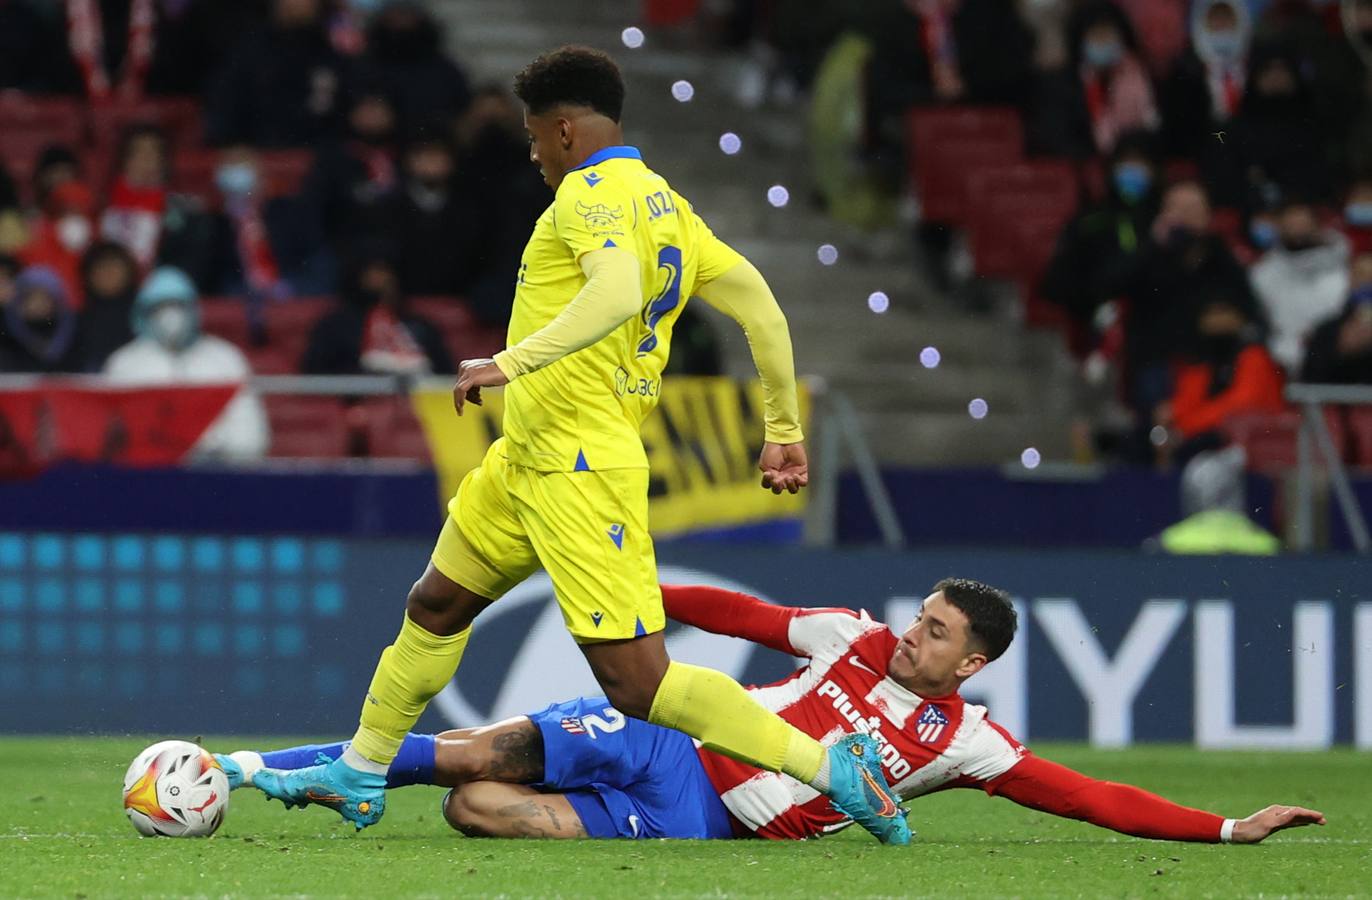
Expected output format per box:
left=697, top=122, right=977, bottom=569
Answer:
left=809, top=753, right=832, bottom=792
left=342, top=745, right=389, bottom=776
left=227, top=751, right=264, bottom=786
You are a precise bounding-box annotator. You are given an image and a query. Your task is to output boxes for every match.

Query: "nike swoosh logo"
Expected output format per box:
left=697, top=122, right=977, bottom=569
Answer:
left=628, top=814, right=641, bottom=838
left=859, top=768, right=899, bottom=818
left=849, top=655, right=879, bottom=677
left=304, top=790, right=347, bottom=807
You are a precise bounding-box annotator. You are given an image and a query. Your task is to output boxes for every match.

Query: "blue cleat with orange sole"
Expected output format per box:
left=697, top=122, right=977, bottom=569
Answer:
left=823, top=733, right=912, bottom=845
left=251, top=756, right=386, bottom=831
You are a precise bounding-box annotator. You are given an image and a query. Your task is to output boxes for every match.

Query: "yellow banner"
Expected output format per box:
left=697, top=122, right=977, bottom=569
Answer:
left=411, top=377, right=809, bottom=536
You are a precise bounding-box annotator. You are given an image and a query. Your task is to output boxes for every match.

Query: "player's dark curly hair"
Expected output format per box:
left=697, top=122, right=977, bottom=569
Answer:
left=514, top=45, right=625, bottom=122
left=934, top=578, right=1017, bottom=661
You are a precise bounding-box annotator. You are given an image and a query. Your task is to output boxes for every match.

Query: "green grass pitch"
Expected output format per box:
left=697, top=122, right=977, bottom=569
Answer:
left=2, top=737, right=1367, bottom=898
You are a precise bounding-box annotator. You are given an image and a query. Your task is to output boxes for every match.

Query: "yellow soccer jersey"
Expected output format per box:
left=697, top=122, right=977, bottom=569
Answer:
left=501, top=145, right=743, bottom=472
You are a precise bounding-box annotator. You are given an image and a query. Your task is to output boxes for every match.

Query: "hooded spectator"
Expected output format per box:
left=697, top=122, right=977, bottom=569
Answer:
left=1214, top=42, right=1331, bottom=206
left=103, top=267, right=269, bottom=461
left=357, top=1, right=471, bottom=127
left=1250, top=198, right=1351, bottom=372
left=304, top=83, right=401, bottom=247
left=383, top=130, right=478, bottom=300
left=99, top=124, right=172, bottom=270
left=1121, top=179, right=1262, bottom=414
left=20, top=182, right=97, bottom=308
left=1160, top=0, right=1252, bottom=160
left=301, top=244, right=451, bottom=375
left=0, top=267, right=82, bottom=373
left=1301, top=245, right=1372, bottom=384
left=206, top=0, right=350, bottom=148
left=1033, top=2, right=1159, bottom=157
left=1042, top=130, right=1160, bottom=332
left=1159, top=296, right=1285, bottom=445
left=76, top=241, right=139, bottom=371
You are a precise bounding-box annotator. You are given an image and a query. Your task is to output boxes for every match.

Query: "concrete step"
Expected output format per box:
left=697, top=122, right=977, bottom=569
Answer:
left=851, top=410, right=1074, bottom=467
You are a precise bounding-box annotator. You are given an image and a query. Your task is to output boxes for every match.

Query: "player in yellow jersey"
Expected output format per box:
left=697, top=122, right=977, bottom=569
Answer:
left=254, top=46, right=909, bottom=845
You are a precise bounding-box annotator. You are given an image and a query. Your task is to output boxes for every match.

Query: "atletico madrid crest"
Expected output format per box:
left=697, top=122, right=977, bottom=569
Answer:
left=915, top=704, right=948, bottom=743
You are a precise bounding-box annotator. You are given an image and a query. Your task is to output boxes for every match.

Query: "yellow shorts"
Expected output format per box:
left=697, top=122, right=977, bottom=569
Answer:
left=430, top=439, right=665, bottom=642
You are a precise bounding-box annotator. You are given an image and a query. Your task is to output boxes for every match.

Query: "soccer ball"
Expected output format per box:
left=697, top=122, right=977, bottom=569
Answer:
left=122, top=740, right=229, bottom=837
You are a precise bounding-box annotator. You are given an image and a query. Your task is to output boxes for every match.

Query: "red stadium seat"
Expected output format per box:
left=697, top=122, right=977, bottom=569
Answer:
left=967, top=161, right=1078, bottom=280
left=88, top=98, right=203, bottom=152
left=907, top=107, right=1023, bottom=224
left=1222, top=409, right=1347, bottom=473
left=1343, top=406, right=1372, bottom=469
left=257, top=149, right=314, bottom=197
left=172, top=148, right=314, bottom=202
left=264, top=395, right=348, bottom=458
left=198, top=296, right=252, bottom=347
left=358, top=397, right=432, bottom=460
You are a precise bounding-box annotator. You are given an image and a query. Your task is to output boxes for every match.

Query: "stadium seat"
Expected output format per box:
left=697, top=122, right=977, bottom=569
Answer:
left=88, top=98, right=204, bottom=157
left=1222, top=408, right=1347, bottom=473
left=172, top=148, right=314, bottom=201
left=1343, top=406, right=1372, bottom=469
left=967, top=161, right=1078, bottom=280
left=358, top=397, right=432, bottom=460
left=257, top=150, right=314, bottom=197
left=264, top=395, right=348, bottom=458
left=907, top=106, right=1023, bottom=224
left=198, top=296, right=252, bottom=347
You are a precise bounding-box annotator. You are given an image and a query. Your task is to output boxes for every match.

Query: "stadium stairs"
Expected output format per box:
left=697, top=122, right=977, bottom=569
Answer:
left=440, top=0, right=1077, bottom=466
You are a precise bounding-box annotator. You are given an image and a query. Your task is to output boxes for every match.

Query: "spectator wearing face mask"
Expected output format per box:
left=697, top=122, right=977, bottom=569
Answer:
left=0, top=266, right=82, bottom=374
left=76, top=241, right=140, bottom=372
left=355, top=0, right=471, bottom=127
left=1121, top=179, right=1263, bottom=415
left=1156, top=297, right=1285, bottom=454
left=1042, top=130, right=1160, bottom=334
left=1301, top=245, right=1372, bottom=385
left=1211, top=42, right=1331, bottom=207
left=1342, top=177, right=1372, bottom=245
left=1033, top=1, right=1159, bottom=157
left=29, top=144, right=83, bottom=218
left=1249, top=198, right=1351, bottom=372
left=301, top=244, right=451, bottom=376
left=103, top=267, right=269, bottom=462
left=19, top=182, right=97, bottom=309
left=99, top=124, right=172, bottom=271
left=303, top=84, right=401, bottom=248
left=379, top=131, right=479, bottom=302
left=206, top=0, right=350, bottom=148
left=1160, top=0, right=1251, bottom=161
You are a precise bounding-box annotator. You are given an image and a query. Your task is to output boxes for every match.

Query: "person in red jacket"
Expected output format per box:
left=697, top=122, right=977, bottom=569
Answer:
left=219, top=580, right=1323, bottom=845
left=1157, top=296, right=1285, bottom=451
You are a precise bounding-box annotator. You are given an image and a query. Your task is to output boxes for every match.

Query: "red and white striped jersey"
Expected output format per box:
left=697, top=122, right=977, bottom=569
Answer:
left=663, top=585, right=1227, bottom=843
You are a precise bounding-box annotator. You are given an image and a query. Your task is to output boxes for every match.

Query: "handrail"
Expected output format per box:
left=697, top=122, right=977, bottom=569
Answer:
left=1284, top=383, right=1371, bottom=553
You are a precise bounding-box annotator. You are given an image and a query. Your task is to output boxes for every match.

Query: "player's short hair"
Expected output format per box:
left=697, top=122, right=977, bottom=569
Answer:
left=934, top=578, right=1017, bottom=662
left=514, top=45, right=625, bottom=122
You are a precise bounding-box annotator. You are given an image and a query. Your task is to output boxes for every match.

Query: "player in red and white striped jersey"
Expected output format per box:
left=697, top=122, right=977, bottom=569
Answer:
left=235, top=579, right=1324, bottom=844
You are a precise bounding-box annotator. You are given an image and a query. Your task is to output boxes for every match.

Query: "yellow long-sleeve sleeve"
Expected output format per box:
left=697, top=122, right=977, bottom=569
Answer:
left=494, top=247, right=643, bottom=380
left=696, top=259, right=803, bottom=444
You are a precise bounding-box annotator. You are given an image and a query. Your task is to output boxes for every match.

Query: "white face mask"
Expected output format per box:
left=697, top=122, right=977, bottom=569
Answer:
left=56, top=215, right=91, bottom=252
left=150, top=304, right=193, bottom=348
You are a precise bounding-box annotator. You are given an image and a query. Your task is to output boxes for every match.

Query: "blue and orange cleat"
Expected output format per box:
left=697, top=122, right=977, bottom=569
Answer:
left=252, top=756, right=386, bottom=831
left=823, top=734, right=912, bottom=846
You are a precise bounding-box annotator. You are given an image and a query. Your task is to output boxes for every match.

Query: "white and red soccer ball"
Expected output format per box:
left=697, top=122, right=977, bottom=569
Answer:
left=122, top=740, right=229, bottom=837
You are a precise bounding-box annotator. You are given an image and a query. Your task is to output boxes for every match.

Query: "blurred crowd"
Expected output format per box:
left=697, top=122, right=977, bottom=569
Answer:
left=711, top=0, right=1372, bottom=464
left=0, top=0, right=552, bottom=393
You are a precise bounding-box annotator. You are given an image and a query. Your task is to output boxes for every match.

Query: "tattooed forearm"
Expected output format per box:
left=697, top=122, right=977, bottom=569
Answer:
left=488, top=729, right=545, bottom=783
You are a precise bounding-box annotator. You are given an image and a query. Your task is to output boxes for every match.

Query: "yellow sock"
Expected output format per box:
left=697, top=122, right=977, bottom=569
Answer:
left=648, top=660, right=825, bottom=783
left=350, top=616, right=471, bottom=765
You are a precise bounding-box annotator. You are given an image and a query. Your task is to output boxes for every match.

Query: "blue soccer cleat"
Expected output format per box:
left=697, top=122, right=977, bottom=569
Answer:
left=252, top=756, right=386, bottom=831
left=214, top=754, right=245, bottom=790
left=823, top=734, right=912, bottom=846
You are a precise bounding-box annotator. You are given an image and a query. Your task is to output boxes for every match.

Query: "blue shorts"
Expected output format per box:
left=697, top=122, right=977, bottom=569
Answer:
left=527, top=696, right=735, bottom=840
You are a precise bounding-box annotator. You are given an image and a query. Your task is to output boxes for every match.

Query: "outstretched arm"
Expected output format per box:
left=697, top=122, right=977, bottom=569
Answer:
left=695, top=260, right=808, bottom=494
left=985, top=755, right=1325, bottom=844
left=661, top=584, right=800, bottom=655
